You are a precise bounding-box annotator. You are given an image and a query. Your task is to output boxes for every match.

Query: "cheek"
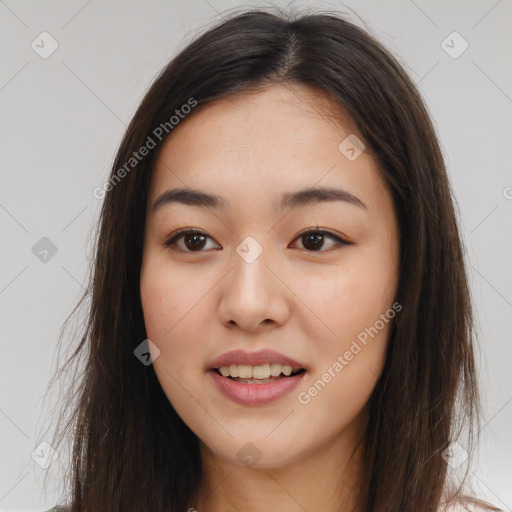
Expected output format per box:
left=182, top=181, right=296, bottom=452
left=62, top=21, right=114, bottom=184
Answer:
left=140, top=270, right=201, bottom=412
left=297, top=257, right=396, bottom=348
left=293, top=251, right=397, bottom=406
left=139, top=255, right=216, bottom=385
left=140, top=279, right=178, bottom=345
left=293, top=278, right=394, bottom=445
left=140, top=254, right=206, bottom=340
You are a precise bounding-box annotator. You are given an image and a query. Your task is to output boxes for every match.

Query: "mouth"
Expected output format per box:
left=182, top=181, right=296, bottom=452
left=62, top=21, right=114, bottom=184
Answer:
left=206, top=350, right=309, bottom=404
left=208, top=365, right=308, bottom=406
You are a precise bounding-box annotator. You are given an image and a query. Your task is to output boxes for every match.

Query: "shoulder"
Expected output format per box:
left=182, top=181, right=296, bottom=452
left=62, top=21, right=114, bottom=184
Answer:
left=44, top=507, right=70, bottom=512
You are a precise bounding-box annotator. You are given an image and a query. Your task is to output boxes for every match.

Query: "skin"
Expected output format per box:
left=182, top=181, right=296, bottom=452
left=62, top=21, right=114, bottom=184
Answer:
left=140, top=83, right=400, bottom=512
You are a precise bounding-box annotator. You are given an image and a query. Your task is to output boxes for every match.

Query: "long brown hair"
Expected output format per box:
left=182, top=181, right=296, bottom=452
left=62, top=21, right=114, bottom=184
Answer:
left=42, top=6, right=500, bottom=511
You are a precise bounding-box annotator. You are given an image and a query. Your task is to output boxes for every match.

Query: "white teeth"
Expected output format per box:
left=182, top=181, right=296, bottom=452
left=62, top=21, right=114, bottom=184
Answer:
left=228, top=364, right=238, bottom=377
left=270, top=363, right=282, bottom=377
left=282, top=366, right=292, bottom=376
left=219, top=366, right=231, bottom=377
left=217, top=363, right=298, bottom=379
left=252, top=364, right=271, bottom=379
left=238, top=365, right=253, bottom=379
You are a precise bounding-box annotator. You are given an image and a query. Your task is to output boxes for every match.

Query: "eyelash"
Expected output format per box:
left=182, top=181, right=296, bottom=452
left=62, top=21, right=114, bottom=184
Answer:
left=163, top=227, right=350, bottom=253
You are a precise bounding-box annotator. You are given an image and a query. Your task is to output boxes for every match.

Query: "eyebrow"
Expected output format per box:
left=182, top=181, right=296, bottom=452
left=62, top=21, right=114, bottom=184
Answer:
left=152, top=186, right=367, bottom=213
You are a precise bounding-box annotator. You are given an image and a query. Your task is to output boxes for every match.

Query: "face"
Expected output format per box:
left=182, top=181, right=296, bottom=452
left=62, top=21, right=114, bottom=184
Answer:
left=140, top=84, right=400, bottom=470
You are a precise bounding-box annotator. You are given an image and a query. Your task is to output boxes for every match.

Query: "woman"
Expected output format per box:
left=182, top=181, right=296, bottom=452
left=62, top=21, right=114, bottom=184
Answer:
left=43, top=7, right=501, bottom=512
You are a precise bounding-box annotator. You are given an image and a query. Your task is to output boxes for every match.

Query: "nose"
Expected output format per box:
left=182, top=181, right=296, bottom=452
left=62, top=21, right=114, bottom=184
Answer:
left=217, top=241, right=290, bottom=333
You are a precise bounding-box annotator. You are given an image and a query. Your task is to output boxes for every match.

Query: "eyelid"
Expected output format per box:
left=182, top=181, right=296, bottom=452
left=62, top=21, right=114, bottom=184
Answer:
left=293, top=226, right=348, bottom=243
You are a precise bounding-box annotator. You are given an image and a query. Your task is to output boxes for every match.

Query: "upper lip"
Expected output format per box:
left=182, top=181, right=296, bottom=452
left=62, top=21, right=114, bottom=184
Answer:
left=207, top=349, right=308, bottom=371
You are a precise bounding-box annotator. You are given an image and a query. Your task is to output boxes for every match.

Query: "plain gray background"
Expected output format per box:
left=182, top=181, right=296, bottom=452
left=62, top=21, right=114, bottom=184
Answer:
left=1, top=0, right=511, bottom=510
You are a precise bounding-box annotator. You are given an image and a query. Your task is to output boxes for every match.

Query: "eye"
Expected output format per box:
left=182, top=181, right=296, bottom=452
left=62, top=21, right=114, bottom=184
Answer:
left=164, top=229, right=220, bottom=252
left=163, top=228, right=350, bottom=253
left=290, top=228, right=350, bottom=252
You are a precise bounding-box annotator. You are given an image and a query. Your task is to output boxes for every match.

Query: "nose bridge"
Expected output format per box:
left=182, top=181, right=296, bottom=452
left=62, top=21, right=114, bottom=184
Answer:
left=230, top=233, right=273, bottom=295
left=218, top=232, right=287, bottom=330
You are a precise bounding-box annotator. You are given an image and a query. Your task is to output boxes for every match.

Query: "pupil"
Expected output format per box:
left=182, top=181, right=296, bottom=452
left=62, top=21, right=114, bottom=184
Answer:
left=185, top=234, right=206, bottom=250
left=304, top=233, right=323, bottom=251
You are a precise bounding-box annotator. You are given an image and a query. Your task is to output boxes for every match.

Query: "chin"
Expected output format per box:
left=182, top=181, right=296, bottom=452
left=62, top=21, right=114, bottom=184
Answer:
left=200, top=434, right=306, bottom=470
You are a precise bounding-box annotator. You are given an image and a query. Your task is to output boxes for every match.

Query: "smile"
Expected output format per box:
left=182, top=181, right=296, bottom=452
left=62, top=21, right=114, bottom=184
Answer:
left=209, top=367, right=307, bottom=406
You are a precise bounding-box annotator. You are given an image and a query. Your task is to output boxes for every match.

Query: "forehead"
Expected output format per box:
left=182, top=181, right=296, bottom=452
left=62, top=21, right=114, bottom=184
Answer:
left=148, top=84, right=385, bottom=213
left=159, top=83, right=357, bottom=153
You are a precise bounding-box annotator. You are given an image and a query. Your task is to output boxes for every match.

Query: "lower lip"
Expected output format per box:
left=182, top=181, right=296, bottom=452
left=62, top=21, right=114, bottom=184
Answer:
left=209, top=370, right=307, bottom=406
